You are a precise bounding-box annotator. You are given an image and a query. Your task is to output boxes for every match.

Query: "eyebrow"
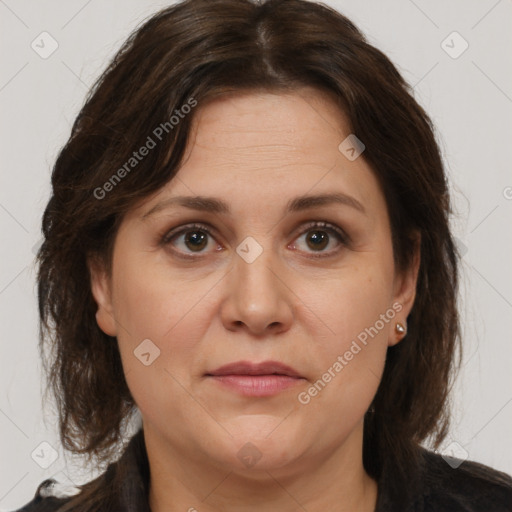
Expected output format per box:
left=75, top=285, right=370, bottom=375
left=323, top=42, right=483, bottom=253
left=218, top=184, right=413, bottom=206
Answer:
left=141, top=192, right=366, bottom=219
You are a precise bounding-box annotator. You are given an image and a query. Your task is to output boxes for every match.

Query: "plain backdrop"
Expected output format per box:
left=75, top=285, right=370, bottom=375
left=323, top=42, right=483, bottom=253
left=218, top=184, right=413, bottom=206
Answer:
left=1, top=0, right=511, bottom=509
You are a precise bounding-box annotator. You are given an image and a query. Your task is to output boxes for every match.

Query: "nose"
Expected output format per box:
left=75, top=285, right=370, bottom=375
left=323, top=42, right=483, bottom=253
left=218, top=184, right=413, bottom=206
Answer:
left=219, top=241, right=294, bottom=336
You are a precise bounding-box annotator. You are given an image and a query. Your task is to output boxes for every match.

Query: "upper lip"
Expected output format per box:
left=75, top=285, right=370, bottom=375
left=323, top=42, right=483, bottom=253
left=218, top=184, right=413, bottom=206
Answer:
left=206, top=360, right=303, bottom=378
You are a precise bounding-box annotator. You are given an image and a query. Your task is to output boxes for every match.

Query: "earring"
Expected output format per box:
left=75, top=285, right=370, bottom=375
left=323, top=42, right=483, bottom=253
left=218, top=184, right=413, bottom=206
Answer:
left=395, top=322, right=406, bottom=335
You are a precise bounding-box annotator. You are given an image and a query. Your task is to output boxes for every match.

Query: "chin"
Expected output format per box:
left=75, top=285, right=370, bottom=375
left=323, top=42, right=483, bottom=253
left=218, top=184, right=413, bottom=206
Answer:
left=211, top=417, right=307, bottom=472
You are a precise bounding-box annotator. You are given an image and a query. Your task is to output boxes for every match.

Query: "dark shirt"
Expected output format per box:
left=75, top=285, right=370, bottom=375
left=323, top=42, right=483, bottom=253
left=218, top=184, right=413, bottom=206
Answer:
left=12, top=428, right=512, bottom=511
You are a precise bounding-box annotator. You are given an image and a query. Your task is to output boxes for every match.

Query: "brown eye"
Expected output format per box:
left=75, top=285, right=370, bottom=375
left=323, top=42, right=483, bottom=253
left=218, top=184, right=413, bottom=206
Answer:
left=305, top=230, right=330, bottom=251
left=162, top=220, right=348, bottom=260
left=182, top=230, right=208, bottom=251
left=290, top=221, right=348, bottom=257
left=162, top=223, right=217, bottom=257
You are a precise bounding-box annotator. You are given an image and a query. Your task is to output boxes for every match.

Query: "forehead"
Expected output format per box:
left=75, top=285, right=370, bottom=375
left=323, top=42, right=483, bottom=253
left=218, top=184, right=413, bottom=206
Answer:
left=130, top=88, right=387, bottom=224
left=186, top=88, right=350, bottom=163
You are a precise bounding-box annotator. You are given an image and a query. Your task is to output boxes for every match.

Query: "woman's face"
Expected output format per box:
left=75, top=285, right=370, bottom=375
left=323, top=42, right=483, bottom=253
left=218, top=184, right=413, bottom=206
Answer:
left=90, top=88, right=419, bottom=476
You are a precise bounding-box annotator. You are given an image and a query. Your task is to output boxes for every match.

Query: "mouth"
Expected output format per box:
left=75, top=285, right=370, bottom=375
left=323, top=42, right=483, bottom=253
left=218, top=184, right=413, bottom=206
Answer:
left=205, top=360, right=305, bottom=397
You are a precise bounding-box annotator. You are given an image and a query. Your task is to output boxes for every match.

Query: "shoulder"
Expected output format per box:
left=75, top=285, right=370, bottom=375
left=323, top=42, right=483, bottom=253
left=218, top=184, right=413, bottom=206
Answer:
left=10, top=479, right=74, bottom=512
left=10, top=429, right=148, bottom=512
left=418, top=449, right=512, bottom=511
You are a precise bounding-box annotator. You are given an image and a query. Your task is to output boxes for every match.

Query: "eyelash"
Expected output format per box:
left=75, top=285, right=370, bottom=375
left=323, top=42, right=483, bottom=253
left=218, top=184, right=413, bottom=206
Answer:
left=160, top=221, right=349, bottom=260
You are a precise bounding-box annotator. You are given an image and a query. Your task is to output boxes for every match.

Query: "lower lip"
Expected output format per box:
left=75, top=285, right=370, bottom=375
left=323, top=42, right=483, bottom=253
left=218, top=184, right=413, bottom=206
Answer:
left=207, top=375, right=304, bottom=397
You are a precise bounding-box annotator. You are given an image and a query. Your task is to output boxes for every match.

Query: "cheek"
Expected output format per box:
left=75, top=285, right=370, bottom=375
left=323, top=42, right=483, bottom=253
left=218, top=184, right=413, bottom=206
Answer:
left=304, top=257, right=394, bottom=350
left=110, top=271, right=201, bottom=425
left=109, top=255, right=216, bottom=408
left=294, top=256, right=394, bottom=404
left=294, top=292, right=391, bottom=445
left=305, top=280, right=391, bottom=386
left=111, top=250, right=208, bottom=342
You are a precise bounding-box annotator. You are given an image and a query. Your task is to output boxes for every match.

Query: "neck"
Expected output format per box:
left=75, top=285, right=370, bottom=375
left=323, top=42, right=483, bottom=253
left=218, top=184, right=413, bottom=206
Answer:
left=146, top=422, right=378, bottom=512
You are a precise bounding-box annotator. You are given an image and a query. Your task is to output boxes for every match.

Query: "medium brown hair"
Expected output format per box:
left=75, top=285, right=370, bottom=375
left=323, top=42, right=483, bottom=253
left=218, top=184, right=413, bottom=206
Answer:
left=36, top=0, right=461, bottom=508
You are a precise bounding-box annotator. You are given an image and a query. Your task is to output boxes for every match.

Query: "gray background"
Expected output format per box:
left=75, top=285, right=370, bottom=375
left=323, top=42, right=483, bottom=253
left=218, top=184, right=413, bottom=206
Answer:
left=1, top=0, right=511, bottom=509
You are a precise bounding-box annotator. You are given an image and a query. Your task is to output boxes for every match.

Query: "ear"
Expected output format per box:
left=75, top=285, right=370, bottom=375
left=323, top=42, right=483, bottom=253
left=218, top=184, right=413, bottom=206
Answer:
left=87, top=254, right=118, bottom=337
left=389, top=232, right=421, bottom=347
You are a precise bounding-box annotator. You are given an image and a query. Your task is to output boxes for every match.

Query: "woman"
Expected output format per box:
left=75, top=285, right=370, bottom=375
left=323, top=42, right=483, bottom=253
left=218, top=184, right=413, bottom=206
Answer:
left=17, top=0, right=512, bottom=510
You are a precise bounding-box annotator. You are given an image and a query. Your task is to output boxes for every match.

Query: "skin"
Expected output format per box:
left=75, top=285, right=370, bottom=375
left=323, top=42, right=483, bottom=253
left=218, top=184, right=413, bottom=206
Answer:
left=89, top=87, right=420, bottom=512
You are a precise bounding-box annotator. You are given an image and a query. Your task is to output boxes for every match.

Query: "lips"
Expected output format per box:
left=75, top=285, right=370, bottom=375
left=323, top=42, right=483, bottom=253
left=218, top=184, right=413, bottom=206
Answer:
left=206, top=360, right=303, bottom=378
left=205, top=361, right=305, bottom=397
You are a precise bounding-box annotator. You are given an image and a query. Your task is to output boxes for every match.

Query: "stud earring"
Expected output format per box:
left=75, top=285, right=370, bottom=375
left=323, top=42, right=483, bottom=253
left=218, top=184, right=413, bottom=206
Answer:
left=395, top=322, right=406, bottom=335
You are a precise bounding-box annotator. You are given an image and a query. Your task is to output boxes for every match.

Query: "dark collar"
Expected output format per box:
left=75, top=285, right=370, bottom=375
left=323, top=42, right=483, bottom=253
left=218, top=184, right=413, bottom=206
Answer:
left=40, top=428, right=508, bottom=512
